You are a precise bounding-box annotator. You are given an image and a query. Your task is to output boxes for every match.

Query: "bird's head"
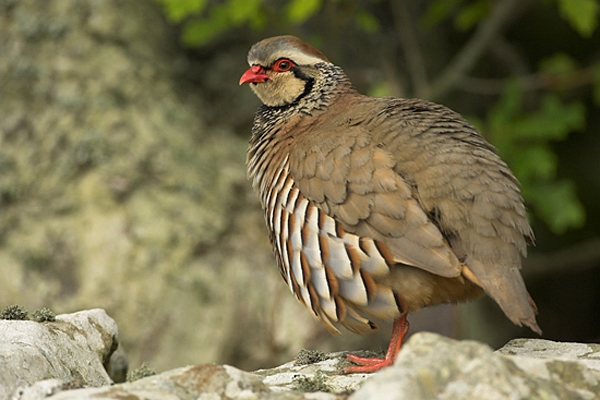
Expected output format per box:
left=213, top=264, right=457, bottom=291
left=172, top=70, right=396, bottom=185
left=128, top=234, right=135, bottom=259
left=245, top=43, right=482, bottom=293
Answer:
left=239, top=36, right=332, bottom=108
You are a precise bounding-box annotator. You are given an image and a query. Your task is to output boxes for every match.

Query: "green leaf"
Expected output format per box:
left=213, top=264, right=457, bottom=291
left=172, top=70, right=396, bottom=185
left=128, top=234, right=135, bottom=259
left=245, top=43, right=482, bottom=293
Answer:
left=286, top=0, right=322, bottom=24
left=539, top=53, right=578, bottom=75
left=538, top=53, right=581, bottom=90
left=156, top=0, right=207, bottom=23
left=465, top=115, right=485, bottom=133
left=511, top=145, right=557, bottom=183
left=528, top=180, right=586, bottom=234
left=480, top=80, right=586, bottom=234
left=512, top=95, right=585, bottom=141
left=593, top=64, right=600, bottom=106
left=355, top=10, right=380, bottom=33
left=454, top=0, right=491, bottom=31
left=181, top=18, right=225, bottom=46
left=557, top=0, right=599, bottom=37
left=491, top=80, right=522, bottom=123
left=179, top=0, right=265, bottom=46
left=421, top=0, right=465, bottom=29
left=228, top=0, right=262, bottom=24
left=486, top=80, right=522, bottom=152
left=367, top=82, right=392, bottom=98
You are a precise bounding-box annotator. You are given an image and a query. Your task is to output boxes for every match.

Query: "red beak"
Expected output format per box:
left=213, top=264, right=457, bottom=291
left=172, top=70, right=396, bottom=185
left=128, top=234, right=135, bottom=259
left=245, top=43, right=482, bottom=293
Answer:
left=239, top=65, right=270, bottom=85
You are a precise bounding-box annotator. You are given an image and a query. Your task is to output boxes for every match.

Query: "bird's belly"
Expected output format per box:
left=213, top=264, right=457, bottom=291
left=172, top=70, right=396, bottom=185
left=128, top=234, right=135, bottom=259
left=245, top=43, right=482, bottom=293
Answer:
left=382, top=265, right=484, bottom=312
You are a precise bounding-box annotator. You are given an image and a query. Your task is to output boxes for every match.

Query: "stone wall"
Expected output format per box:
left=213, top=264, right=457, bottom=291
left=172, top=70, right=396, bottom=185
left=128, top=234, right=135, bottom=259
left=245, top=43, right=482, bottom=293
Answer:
left=0, top=0, right=323, bottom=372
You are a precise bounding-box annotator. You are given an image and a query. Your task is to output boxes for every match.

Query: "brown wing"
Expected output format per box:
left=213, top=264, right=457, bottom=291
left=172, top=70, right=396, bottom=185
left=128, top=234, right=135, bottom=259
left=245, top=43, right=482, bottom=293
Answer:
left=289, top=95, right=540, bottom=334
left=289, top=97, right=462, bottom=279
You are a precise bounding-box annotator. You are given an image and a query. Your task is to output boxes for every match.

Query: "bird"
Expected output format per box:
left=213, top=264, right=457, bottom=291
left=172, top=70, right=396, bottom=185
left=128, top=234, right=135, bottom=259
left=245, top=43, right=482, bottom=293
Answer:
left=239, top=35, right=541, bottom=374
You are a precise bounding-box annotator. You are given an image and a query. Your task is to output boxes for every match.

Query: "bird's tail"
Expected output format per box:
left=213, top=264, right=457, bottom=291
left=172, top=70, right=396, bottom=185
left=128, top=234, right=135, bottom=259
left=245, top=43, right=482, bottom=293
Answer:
left=462, top=261, right=542, bottom=335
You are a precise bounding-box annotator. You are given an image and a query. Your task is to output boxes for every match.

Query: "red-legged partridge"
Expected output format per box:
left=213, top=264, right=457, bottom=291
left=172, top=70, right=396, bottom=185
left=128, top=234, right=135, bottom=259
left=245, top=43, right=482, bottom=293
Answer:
left=240, top=36, right=541, bottom=374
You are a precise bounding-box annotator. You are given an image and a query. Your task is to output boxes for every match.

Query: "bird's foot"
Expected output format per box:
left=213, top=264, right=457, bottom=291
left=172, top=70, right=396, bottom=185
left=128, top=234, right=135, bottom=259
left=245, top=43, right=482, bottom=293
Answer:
left=340, top=314, right=409, bottom=374
left=341, top=353, right=394, bottom=374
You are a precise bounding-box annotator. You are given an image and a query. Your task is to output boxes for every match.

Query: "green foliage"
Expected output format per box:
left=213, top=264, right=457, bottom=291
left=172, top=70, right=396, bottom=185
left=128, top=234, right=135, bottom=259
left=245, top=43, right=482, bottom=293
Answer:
left=157, top=0, right=265, bottom=46
left=368, top=81, right=392, bottom=97
left=157, top=0, right=600, bottom=48
left=292, top=371, right=332, bottom=393
left=32, top=307, right=56, bottom=323
left=421, top=0, right=466, bottom=29
left=539, top=53, right=578, bottom=76
left=528, top=181, right=585, bottom=236
left=155, top=0, right=596, bottom=235
left=127, top=363, right=156, bottom=382
left=0, top=305, right=29, bottom=320
left=155, top=0, right=207, bottom=23
left=422, top=0, right=600, bottom=36
left=454, top=0, right=491, bottom=31
left=420, top=0, right=490, bottom=31
left=181, top=0, right=265, bottom=46
left=477, top=80, right=586, bottom=234
left=355, top=10, right=380, bottom=33
left=593, top=65, right=600, bottom=106
left=157, top=0, right=378, bottom=45
left=286, top=0, right=322, bottom=24
left=555, top=0, right=600, bottom=37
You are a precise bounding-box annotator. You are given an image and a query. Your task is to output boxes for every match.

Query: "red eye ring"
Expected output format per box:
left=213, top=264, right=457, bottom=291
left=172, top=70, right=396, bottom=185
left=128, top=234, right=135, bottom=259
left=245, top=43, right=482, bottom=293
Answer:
left=272, top=58, right=295, bottom=72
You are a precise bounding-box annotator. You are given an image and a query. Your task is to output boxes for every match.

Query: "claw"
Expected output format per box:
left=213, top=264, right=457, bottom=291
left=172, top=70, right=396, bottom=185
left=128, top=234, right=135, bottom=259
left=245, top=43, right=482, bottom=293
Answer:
left=341, top=314, right=409, bottom=374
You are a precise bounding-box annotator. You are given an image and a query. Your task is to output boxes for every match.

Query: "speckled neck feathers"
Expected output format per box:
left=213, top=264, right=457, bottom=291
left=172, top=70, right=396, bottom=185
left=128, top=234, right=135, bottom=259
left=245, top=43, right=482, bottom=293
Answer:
left=247, top=62, right=353, bottom=193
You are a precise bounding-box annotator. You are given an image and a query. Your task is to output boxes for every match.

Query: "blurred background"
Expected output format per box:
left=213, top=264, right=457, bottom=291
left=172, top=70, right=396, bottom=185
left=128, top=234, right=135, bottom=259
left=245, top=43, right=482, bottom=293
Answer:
left=1, top=0, right=599, bottom=374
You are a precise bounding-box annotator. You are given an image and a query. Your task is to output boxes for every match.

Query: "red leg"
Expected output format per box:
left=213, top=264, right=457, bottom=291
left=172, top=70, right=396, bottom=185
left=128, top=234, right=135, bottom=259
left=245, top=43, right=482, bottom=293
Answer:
left=342, top=314, right=409, bottom=374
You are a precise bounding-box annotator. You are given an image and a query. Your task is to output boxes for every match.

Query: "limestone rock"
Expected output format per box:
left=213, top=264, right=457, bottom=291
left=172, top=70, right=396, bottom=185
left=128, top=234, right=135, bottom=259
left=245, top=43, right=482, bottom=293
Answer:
left=0, top=309, right=120, bottom=400
left=255, top=350, right=367, bottom=395
left=13, top=364, right=337, bottom=400
left=351, top=332, right=600, bottom=400
left=10, top=350, right=362, bottom=399
left=5, top=319, right=600, bottom=400
left=498, top=337, right=600, bottom=371
left=0, top=0, right=320, bottom=373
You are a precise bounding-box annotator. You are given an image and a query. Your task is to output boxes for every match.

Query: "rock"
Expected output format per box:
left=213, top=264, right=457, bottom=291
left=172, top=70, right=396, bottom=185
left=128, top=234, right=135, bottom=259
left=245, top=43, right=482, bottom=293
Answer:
left=0, top=309, right=120, bottom=400
left=350, top=332, right=600, bottom=400
left=4, top=317, right=600, bottom=400
left=103, top=345, right=129, bottom=384
left=9, top=351, right=360, bottom=399
left=12, top=365, right=332, bottom=400
left=10, top=380, right=64, bottom=400
left=255, top=351, right=367, bottom=395
left=0, top=0, right=326, bottom=373
left=498, top=338, right=600, bottom=371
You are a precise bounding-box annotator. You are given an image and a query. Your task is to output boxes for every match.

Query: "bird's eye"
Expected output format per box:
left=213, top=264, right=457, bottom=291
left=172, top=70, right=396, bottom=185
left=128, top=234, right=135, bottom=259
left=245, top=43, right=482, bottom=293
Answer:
left=272, top=59, right=295, bottom=72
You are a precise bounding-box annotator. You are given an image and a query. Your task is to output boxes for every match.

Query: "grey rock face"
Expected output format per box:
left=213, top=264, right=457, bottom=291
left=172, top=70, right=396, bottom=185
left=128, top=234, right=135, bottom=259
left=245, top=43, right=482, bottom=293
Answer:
left=351, top=332, right=600, bottom=400
left=13, top=364, right=345, bottom=400
left=499, top=337, right=600, bottom=371
left=0, top=309, right=120, bottom=400
left=23, top=365, right=272, bottom=400
left=0, top=0, right=315, bottom=374
left=4, top=313, right=599, bottom=400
